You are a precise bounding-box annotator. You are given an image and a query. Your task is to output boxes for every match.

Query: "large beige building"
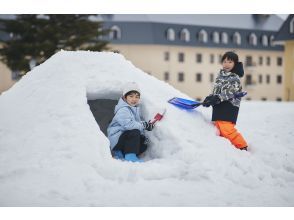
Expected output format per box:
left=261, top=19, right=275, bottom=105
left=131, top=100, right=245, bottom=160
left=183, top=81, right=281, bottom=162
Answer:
left=275, top=14, right=294, bottom=101
left=0, top=61, right=15, bottom=94
left=110, top=44, right=284, bottom=101
left=101, top=14, right=285, bottom=101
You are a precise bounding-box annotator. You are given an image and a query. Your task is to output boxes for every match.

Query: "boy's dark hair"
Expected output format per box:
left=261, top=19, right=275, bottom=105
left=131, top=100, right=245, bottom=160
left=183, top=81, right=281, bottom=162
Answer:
left=221, top=51, right=239, bottom=63
left=124, top=90, right=140, bottom=98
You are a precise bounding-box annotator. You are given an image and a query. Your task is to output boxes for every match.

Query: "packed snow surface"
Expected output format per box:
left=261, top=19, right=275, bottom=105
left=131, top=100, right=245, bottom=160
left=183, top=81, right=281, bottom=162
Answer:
left=0, top=51, right=293, bottom=206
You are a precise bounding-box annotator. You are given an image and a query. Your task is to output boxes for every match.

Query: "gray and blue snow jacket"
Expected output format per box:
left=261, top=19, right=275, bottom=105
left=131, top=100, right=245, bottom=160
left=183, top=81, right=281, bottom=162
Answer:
left=107, top=97, right=145, bottom=150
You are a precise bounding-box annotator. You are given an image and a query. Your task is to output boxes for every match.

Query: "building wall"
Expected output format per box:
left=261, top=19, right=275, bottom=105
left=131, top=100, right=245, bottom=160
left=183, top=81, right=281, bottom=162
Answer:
left=283, top=41, right=294, bottom=101
left=0, top=62, right=14, bottom=94
left=110, top=44, right=284, bottom=101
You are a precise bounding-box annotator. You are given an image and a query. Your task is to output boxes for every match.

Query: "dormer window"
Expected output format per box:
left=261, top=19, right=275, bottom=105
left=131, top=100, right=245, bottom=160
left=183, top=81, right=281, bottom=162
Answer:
left=198, top=29, right=208, bottom=43
left=221, top=32, right=228, bottom=44
left=290, top=17, right=294, bottom=33
left=109, top=25, right=121, bottom=40
left=249, top=33, right=257, bottom=46
left=270, top=35, right=275, bottom=46
left=261, top=35, right=268, bottom=46
left=233, top=32, right=241, bottom=45
left=166, top=28, right=175, bottom=41
left=180, top=28, right=190, bottom=42
left=212, top=31, right=220, bottom=44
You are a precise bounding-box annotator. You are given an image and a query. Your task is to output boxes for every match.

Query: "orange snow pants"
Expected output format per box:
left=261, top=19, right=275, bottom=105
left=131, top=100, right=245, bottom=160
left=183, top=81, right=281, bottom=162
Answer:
left=214, top=121, right=248, bottom=149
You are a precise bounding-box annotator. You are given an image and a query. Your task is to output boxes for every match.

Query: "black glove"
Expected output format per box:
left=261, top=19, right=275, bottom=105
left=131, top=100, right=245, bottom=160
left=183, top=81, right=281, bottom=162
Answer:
left=142, top=121, right=155, bottom=131
left=202, top=95, right=221, bottom=107
left=202, top=95, right=213, bottom=107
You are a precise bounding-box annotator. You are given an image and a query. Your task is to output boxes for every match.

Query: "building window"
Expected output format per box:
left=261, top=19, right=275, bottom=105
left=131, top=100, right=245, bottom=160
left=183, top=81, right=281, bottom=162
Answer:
left=249, top=33, right=257, bottom=46
left=219, top=54, right=222, bottom=64
left=178, top=53, right=184, bottom=62
left=259, top=56, right=263, bottom=65
left=245, top=56, right=253, bottom=66
left=198, top=29, right=208, bottom=43
left=164, top=52, right=170, bottom=61
left=245, top=74, right=252, bottom=85
left=166, top=28, right=175, bottom=41
left=221, top=32, right=228, bottom=44
left=246, top=97, right=251, bottom=101
left=196, top=53, right=202, bottom=63
left=233, top=32, right=241, bottom=45
left=164, top=72, right=169, bottom=81
left=270, top=35, right=275, bottom=46
left=266, top=56, right=271, bottom=66
left=266, top=75, right=270, bottom=84
left=258, top=74, right=263, bottom=84
left=276, top=97, right=282, bottom=102
left=290, top=17, right=294, bottom=33
left=109, top=25, right=121, bottom=39
left=210, top=54, right=214, bottom=63
left=261, top=97, right=267, bottom=101
left=277, top=75, right=282, bottom=84
left=210, top=73, right=214, bottom=82
left=212, top=31, right=220, bottom=43
left=277, top=57, right=282, bottom=66
left=261, top=35, right=268, bottom=46
left=180, top=28, right=190, bottom=42
left=178, top=72, right=184, bottom=82
left=196, top=73, right=202, bottom=82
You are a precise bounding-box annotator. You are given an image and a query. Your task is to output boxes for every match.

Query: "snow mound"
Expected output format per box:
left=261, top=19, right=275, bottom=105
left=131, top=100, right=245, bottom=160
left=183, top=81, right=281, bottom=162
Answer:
left=0, top=51, right=293, bottom=206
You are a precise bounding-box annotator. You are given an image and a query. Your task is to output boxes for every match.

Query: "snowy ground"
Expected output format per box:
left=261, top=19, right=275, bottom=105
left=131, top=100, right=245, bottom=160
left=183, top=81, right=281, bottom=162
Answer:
left=0, top=51, right=293, bottom=206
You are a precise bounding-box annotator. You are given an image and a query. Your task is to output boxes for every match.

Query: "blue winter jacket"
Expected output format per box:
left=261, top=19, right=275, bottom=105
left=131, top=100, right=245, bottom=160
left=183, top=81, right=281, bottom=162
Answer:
left=107, top=97, right=145, bottom=150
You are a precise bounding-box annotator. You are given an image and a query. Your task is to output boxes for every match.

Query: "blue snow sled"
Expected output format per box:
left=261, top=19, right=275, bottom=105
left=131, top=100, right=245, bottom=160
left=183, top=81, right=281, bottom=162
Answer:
left=168, top=91, right=247, bottom=109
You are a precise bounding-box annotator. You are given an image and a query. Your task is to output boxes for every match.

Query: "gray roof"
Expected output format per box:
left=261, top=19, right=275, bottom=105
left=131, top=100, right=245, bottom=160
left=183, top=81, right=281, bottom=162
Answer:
left=100, top=14, right=283, bottom=31
left=275, top=14, right=294, bottom=41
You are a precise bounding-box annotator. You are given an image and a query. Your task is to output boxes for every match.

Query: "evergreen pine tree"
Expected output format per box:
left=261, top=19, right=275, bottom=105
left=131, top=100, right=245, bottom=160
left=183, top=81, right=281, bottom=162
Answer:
left=0, top=14, right=109, bottom=74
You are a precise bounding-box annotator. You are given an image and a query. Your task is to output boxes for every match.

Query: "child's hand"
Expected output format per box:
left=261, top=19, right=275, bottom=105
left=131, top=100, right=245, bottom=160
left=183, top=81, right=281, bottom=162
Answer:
left=203, top=95, right=221, bottom=107
left=142, top=121, right=155, bottom=131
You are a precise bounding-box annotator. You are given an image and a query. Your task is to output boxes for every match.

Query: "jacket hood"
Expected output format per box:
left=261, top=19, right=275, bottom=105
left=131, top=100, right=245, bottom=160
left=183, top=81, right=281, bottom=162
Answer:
left=231, top=62, right=244, bottom=77
left=114, top=97, right=139, bottom=114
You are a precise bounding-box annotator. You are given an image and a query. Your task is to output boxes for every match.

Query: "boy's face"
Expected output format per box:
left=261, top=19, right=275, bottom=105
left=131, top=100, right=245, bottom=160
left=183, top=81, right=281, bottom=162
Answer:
left=125, top=92, right=140, bottom=106
left=222, top=58, right=235, bottom=72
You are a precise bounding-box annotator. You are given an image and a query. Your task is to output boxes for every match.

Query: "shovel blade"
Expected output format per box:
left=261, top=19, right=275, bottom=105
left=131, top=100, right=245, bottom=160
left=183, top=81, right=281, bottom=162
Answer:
left=168, top=97, right=201, bottom=109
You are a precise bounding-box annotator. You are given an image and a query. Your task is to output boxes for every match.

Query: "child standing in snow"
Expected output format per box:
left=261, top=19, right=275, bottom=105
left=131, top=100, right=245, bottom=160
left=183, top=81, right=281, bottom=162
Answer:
left=107, top=82, right=154, bottom=162
left=202, top=51, right=248, bottom=151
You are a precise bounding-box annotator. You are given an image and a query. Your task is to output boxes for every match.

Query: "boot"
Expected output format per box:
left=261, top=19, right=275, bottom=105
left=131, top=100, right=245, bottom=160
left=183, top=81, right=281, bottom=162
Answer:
left=113, top=150, right=124, bottom=159
left=240, top=146, right=248, bottom=151
left=124, top=153, right=143, bottom=162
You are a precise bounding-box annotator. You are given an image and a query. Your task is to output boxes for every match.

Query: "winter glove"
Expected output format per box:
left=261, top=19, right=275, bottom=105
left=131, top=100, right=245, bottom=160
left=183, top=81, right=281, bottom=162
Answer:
left=202, top=95, right=221, bottom=107
left=142, top=120, right=155, bottom=131
left=202, top=95, right=213, bottom=107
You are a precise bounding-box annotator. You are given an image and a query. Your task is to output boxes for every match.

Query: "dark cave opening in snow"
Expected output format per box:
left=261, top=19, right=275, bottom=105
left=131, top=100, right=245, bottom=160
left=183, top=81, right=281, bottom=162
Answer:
left=87, top=99, right=118, bottom=136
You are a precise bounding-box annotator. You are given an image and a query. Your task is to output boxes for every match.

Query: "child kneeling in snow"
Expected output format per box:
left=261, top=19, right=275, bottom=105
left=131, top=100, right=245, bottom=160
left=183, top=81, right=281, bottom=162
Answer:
left=107, top=82, right=154, bottom=162
left=202, top=51, right=248, bottom=151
